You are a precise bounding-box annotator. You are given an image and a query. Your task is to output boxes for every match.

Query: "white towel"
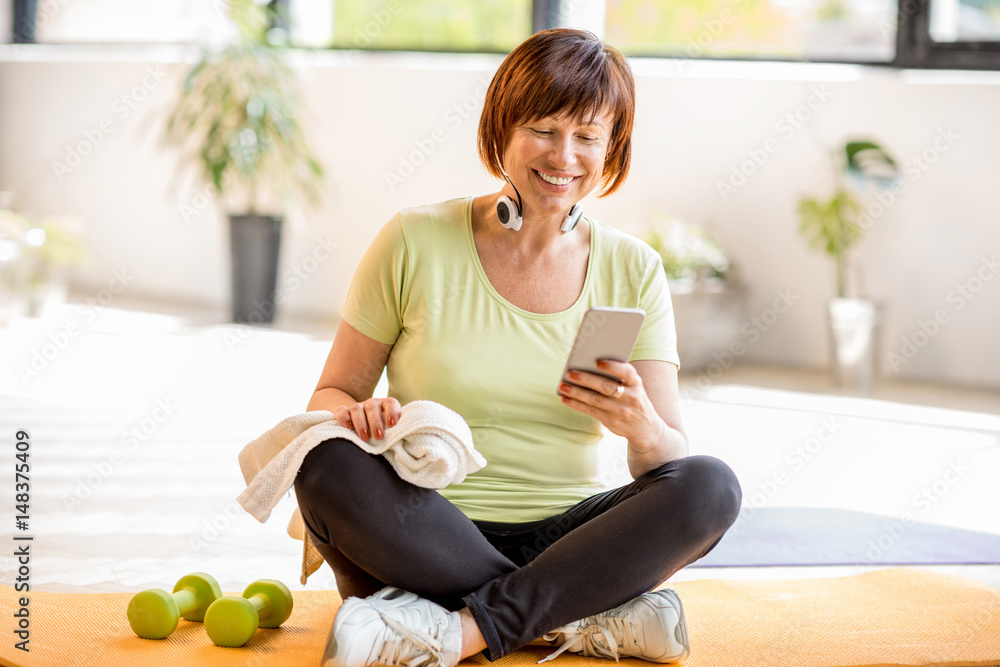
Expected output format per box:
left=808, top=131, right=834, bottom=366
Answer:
left=236, top=400, right=486, bottom=583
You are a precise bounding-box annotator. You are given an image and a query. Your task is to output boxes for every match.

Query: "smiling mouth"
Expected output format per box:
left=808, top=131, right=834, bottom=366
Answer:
left=535, top=170, right=576, bottom=186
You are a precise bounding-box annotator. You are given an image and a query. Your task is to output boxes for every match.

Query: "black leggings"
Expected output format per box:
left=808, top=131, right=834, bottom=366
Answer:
left=293, top=438, right=742, bottom=660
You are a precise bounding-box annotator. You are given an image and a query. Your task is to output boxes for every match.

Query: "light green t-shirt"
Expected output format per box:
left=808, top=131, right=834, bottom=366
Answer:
left=339, top=196, right=679, bottom=522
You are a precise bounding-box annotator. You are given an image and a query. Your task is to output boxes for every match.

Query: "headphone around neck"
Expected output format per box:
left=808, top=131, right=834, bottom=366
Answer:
left=496, top=174, right=583, bottom=233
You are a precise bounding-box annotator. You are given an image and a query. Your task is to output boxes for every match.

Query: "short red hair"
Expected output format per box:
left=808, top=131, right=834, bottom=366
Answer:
left=478, top=29, right=635, bottom=197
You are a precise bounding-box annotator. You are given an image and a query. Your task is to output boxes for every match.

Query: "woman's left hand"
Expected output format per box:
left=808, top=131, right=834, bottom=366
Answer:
left=557, top=358, right=664, bottom=454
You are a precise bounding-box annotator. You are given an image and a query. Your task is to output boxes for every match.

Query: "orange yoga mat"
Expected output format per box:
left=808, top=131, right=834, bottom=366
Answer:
left=2, top=568, right=998, bottom=667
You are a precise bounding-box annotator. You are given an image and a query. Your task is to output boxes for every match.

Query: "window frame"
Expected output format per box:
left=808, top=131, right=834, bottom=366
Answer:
left=894, top=0, right=1000, bottom=69
left=9, top=0, right=1000, bottom=70
left=607, top=0, right=1000, bottom=70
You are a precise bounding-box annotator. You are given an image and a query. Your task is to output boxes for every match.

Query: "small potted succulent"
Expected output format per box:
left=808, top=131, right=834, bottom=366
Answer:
left=646, top=217, right=744, bottom=372
left=798, top=139, right=899, bottom=391
left=162, top=0, right=324, bottom=324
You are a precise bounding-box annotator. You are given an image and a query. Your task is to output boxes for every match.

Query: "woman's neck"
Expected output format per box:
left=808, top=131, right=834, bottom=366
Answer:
left=474, top=191, right=583, bottom=253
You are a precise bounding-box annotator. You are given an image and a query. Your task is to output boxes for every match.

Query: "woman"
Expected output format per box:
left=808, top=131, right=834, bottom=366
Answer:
left=295, top=28, right=741, bottom=667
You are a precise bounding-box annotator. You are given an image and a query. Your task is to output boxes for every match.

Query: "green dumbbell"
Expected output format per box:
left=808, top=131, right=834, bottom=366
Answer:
left=204, top=579, right=294, bottom=647
left=127, top=572, right=222, bottom=639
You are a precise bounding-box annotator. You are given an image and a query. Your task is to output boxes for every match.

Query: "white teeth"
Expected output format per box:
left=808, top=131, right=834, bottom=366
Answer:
left=538, top=172, right=574, bottom=186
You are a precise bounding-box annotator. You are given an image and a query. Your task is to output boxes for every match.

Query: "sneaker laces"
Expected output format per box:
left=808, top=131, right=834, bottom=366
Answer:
left=539, top=616, right=639, bottom=664
left=375, top=610, right=452, bottom=667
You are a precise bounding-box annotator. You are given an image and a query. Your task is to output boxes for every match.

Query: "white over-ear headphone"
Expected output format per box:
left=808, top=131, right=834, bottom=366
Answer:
left=497, top=174, right=582, bottom=233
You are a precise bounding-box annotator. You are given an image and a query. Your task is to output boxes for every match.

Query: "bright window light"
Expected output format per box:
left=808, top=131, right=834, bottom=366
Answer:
left=606, top=0, right=898, bottom=62
left=929, top=0, right=1000, bottom=42
left=25, top=228, right=46, bottom=247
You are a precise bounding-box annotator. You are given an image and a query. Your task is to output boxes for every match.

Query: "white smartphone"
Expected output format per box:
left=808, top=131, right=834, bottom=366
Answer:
left=561, top=307, right=646, bottom=386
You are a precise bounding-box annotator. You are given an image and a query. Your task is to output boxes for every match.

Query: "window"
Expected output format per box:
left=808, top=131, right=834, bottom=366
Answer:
left=26, top=0, right=226, bottom=45
left=929, top=0, right=1000, bottom=41
left=328, top=0, right=532, bottom=53
left=11, top=0, right=533, bottom=53
left=605, top=0, right=1000, bottom=69
left=605, top=0, right=898, bottom=63
left=8, top=0, right=1000, bottom=69
left=896, top=0, right=1000, bottom=68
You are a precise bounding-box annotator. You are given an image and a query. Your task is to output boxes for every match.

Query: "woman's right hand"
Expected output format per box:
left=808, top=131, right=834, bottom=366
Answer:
left=335, top=397, right=402, bottom=441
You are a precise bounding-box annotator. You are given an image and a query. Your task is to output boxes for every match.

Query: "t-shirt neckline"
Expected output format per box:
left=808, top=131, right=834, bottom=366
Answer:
left=463, top=195, right=595, bottom=320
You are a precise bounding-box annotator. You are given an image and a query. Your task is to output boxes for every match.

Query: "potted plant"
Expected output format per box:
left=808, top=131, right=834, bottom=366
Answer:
left=798, top=140, right=899, bottom=391
left=0, top=206, right=88, bottom=322
left=163, top=0, right=324, bottom=324
left=646, top=217, right=744, bottom=373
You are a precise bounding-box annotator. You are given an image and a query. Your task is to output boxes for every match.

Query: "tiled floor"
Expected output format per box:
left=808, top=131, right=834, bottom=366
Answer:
left=1, top=300, right=998, bottom=596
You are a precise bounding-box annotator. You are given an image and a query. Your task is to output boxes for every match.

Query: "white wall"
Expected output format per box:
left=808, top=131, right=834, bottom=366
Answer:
left=1, top=45, right=998, bottom=388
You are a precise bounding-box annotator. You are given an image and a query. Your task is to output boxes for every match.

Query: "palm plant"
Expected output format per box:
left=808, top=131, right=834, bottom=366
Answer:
left=162, top=0, right=323, bottom=323
left=163, top=0, right=323, bottom=215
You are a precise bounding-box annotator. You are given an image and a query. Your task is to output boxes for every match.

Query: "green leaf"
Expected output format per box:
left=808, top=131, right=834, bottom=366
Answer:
left=845, top=140, right=898, bottom=184
left=160, top=21, right=325, bottom=215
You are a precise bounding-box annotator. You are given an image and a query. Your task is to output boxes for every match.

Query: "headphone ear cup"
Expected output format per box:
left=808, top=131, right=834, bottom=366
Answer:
left=497, top=195, right=522, bottom=231
left=560, top=204, right=583, bottom=233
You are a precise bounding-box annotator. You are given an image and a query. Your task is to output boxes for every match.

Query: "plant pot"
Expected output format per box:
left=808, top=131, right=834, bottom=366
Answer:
left=13, top=0, right=38, bottom=43
left=229, top=214, right=282, bottom=325
left=827, top=297, right=880, bottom=393
left=670, top=277, right=746, bottom=373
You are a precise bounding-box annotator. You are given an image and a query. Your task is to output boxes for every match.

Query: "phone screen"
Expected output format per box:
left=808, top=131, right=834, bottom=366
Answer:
left=561, top=307, right=645, bottom=385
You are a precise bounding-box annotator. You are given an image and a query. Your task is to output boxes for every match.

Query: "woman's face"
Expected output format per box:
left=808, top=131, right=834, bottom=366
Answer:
left=502, top=109, right=613, bottom=220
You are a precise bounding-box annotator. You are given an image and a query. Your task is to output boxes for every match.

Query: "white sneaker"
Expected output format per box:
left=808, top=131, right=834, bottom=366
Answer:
left=539, top=589, right=689, bottom=664
left=323, top=587, right=462, bottom=667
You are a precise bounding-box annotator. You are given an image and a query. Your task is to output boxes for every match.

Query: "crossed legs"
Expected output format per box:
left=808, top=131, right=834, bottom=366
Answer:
left=293, top=438, right=741, bottom=660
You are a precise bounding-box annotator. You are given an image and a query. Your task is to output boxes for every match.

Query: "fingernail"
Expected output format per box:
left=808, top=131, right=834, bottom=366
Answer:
left=559, top=383, right=572, bottom=393
left=388, top=417, right=396, bottom=427
left=568, top=371, right=581, bottom=380
left=362, top=429, right=370, bottom=440
left=375, top=428, right=383, bottom=439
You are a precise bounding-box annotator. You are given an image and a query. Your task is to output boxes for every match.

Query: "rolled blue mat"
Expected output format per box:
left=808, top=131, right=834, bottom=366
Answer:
left=692, top=507, right=1000, bottom=567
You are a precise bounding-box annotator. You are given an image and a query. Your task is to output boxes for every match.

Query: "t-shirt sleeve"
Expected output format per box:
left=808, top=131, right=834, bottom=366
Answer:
left=338, top=213, right=408, bottom=345
left=630, top=253, right=681, bottom=368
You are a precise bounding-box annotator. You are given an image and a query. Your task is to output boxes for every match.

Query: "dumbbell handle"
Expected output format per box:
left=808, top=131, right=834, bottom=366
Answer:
left=173, top=588, right=199, bottom=616
left=246, top=593, right=272, bottom=620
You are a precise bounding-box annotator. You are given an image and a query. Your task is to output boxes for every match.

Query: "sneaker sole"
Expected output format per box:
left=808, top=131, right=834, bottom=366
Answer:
left=654, top=589, right=689, bottom=663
